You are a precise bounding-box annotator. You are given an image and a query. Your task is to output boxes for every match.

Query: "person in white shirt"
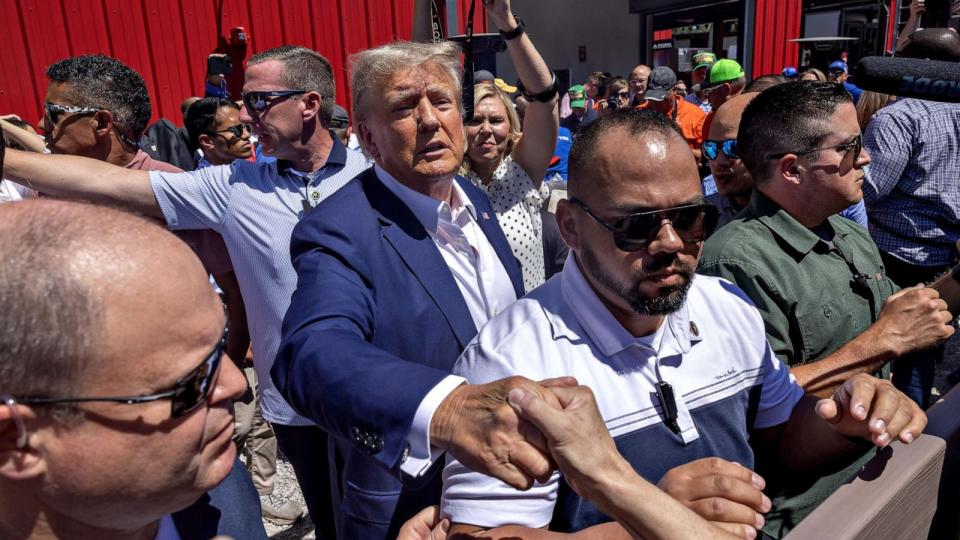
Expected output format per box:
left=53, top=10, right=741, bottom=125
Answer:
left=0, top=200, right=247, bottom=540
left=441, top=109, right=927, bottom=539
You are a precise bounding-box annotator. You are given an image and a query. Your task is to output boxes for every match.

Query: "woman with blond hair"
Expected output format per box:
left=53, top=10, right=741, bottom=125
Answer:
left=462, top=0, right=558, bottom=291
left=856, top=91, right=896, bottom=130
left=800, top=68, right=826, bottom=81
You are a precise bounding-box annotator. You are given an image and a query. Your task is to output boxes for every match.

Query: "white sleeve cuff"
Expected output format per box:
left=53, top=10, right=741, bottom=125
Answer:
left=400, top=375, right=466, bottom=477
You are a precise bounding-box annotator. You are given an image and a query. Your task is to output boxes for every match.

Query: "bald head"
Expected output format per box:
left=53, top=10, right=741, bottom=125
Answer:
left=708, top=93, right=757, bottom=140
left=0, top=200, right=214, bottom=400
left=569, top=109, right=693, bottom=199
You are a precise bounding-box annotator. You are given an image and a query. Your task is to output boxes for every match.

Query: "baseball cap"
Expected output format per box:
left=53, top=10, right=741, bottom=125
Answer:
left=474, top=70, right=495, bottom=83
left=331, top=104, right=350, bottom=129
left=828, top=60, right=848, bottom=73
left=782, top=66, right=798, bottom=78
left=643, top=66, right=678, bottom=102
left=692, top=51, right=717, bottom=71
left=707, top=59, right=745, bottom=86
left=568, top=85, right=586, bottom=108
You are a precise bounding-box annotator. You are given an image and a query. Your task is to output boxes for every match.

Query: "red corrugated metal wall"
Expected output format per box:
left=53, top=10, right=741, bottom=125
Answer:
left=752, top=0, right=802, bottom=76
left=0, top=0, right=486, bottom=127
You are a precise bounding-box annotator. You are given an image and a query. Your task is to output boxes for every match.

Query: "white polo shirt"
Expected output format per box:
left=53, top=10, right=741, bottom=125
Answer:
left=441, top=254, right=803, bottom=530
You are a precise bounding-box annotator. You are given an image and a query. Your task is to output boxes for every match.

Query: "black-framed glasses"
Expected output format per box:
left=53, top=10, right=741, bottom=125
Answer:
left=241, top=90, right=307, bottom=117
left=767, top=133, right=862, bottom=163
left=13, top=326, right=227, bottom=419
left=569, top=197, right=719, bottom=252
left=614, top=91, right=630, bottom=100
left=702, top=139, right=739, bottom=161
left=213, top=123, right=251, bottom=140
left=43, top=103, right=100, bottom=130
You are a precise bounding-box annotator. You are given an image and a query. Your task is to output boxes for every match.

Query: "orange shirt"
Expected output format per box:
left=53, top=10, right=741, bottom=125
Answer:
left=637, top=98, right=706, bottom=151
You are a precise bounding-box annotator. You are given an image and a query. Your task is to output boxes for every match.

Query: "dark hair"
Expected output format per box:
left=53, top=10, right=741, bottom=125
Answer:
left=249, top=46, right=335, bottom=125
left=0, top=200, right=104, bottom=419
left=568, top=108, right=683, bottom=196
left=3, top=118, right=33, bottom=150
left=184, top=98, right=240, bottom=152
left=46, top=55, right=152, bottom=139
left=744, top=74, right=786, bottom=93
left=738, top=81, right=852, bottom=183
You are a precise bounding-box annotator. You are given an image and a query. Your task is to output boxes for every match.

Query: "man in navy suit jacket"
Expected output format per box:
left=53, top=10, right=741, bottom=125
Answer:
left=273, top=39, right=562, bottom=539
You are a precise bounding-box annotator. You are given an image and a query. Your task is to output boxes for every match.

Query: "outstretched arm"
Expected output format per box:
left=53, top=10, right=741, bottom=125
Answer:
left=485, top=0, right=558, bottom=187
left=3, top=149, right=162, bottom=218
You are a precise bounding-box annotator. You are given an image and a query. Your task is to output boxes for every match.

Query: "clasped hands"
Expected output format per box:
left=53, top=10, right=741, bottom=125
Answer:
left=434, top=373, right=926, bottom=539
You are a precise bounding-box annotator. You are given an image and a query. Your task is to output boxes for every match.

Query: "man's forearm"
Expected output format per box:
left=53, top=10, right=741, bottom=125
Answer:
left=790, top=326, right=894, bottom=397
left=4, top=149, right=162, bottom=217
left=0, top=119, right=45, bottom=153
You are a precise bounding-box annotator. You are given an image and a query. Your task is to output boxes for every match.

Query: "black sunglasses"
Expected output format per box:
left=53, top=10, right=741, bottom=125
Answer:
left=569, top=197, right=719, bottom=252
left=44, top=103, right=100, bottom=130
left=214, top=123, right=251, bottom=140
left=768, top=133, right=862, bottom=162
left=241, top=90, right=307, bottom=117
left=702, top=139, right=739, bottom=161
left=14, top=326, right=227, bottom=419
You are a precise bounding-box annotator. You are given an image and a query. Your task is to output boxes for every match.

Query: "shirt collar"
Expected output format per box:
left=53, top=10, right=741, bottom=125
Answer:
left=374, top=164, right=476, bottom=232
left=557, top=252, right=701, bottom=358
left=748, top=190, right=833, bottom=256
left=276, top=131, right=347, bottom=176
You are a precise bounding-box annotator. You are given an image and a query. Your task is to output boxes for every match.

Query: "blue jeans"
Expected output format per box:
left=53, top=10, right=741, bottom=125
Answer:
left=892, top=349, right=938, bottom=409
left=172, top=457, right=267, bottom=540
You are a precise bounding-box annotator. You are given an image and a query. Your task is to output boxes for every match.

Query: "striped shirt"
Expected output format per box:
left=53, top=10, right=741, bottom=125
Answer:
left=150, top=137, right=370, bottom=425
left=442, top=254, right=802, bottom=530
left=863, top=98, right=960, bottom=267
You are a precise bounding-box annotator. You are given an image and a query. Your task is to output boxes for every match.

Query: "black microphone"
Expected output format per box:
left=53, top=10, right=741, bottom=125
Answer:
left=853, top=56, right=960, bottom=103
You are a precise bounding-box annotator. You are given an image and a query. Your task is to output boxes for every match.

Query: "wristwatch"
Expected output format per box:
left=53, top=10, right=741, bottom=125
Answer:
left=519, top=73, right=560, bottom=103
left=499, top=17, right=526, bottom=41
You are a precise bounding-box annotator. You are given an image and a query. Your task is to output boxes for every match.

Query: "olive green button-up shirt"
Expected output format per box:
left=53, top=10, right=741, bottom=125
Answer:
left=700, top=191, right=898, bottom=368
left=699, top=190, right=899, bottom=538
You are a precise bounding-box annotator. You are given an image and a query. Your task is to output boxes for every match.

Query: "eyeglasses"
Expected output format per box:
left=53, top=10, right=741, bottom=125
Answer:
left=702, top=139, right=739, bottom=161
left=43, top=103, right=100, bottom=130
left=241, top=90, right=307, bottom=118
left=569, top=197, right=719, bottom=252
left=213, top=123, right=251, bottom=140
left=614, top=91, right=630, bottom=99
left=12, top=325, right=227, bottom=419
left=767, top=133, right=862, bottom=163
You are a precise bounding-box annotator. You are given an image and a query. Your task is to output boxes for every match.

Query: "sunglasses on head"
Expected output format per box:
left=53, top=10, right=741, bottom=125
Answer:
left=569, top=197, right=719, bottom=252
left=11, top=325, right=228, bottom=419
left=44, top=103, right=101, bottom=130
left=214, top=123, right=251, bottom=140
left=241, top=90, right=307, bottom=117
left=702, top=139, right=739, bottom=160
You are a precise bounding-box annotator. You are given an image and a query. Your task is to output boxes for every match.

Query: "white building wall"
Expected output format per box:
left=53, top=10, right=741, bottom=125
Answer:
left=493, top=0, right=642, bottom=87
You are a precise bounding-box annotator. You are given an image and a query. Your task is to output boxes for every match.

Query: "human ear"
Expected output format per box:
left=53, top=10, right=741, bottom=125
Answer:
left=0, top=403, right=45, bottom=481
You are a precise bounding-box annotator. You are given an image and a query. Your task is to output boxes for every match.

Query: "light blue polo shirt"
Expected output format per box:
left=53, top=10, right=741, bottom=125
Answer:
left=441, top=253, right=803, bottom=531
left=150, top=137, right=370, bottom=425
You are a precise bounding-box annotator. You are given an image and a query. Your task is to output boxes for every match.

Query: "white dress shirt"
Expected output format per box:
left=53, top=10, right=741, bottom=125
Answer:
left=374, top=165, right=518, bottom=477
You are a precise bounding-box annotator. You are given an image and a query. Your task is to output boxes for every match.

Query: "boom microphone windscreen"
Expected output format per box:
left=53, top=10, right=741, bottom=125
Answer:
left=853, top=56, right=960, bottom=103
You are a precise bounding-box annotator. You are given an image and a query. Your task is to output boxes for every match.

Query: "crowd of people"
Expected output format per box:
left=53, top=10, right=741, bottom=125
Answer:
left=2, top=0, right=960, bottom=539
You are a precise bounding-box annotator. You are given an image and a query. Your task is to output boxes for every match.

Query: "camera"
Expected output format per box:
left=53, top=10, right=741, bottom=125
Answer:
left=606, top=97, right=620, bottom=110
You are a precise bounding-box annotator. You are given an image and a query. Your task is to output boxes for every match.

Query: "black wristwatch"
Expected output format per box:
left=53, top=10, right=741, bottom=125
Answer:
left=519, top=73, right=560, bottom=103
left=499, top=17, right=525, bottom=41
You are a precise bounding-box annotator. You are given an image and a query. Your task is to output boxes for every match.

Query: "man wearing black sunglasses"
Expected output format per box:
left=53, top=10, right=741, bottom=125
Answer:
left=700, top=81, right=955, bottom=537
left=440, top=108, right=927, bottom=540
left=0, top=200, right=249, bottom=540
left=1, top=46, right=369, bottom=538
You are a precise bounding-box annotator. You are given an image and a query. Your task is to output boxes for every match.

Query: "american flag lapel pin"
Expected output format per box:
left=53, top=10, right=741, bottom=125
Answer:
left=481, top=211, right=490, bottom=220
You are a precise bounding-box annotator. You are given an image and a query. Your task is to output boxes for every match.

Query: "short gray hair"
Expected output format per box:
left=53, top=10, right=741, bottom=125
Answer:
left=0, top=200, right=106, bottom=421
left=349, top=40, right=463, bottom=125
left=249, top=46, right=335, bottom=125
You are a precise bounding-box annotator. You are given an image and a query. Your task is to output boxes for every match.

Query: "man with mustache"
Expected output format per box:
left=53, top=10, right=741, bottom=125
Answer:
left=439, top=109, right=927, bottom=539
left=699, top=81, right=955, bottom=537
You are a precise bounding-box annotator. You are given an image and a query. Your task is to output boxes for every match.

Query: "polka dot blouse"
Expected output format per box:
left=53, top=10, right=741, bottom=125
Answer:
left=467, top=156, right=546, bottom=292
